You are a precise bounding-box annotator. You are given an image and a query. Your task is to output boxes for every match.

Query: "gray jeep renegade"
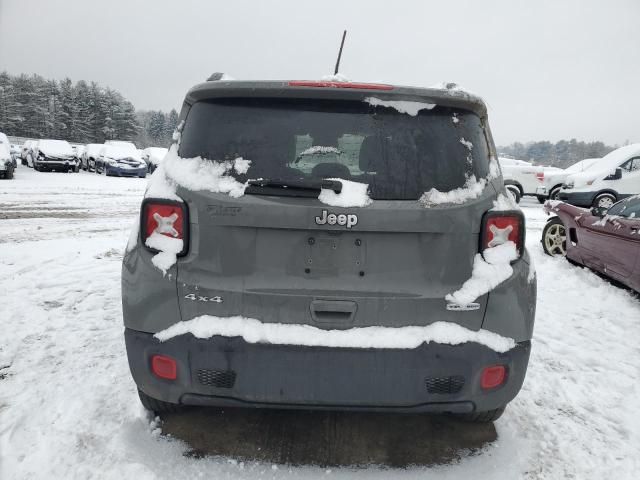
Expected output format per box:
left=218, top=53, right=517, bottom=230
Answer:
left=122, top=79, right=536, bottom=422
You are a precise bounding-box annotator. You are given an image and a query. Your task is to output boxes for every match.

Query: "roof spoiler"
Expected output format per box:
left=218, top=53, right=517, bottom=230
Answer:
left=207, top=72, right=235, bottom=82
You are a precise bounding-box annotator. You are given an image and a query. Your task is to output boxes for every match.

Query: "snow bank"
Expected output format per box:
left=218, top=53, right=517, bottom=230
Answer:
left=446, top=242, right=518, bottom=305
left=155, top=316, right=516, bottom=353
left=318, top=178, right=372, bottom=207
left=365, top=97, right=435, bottom=116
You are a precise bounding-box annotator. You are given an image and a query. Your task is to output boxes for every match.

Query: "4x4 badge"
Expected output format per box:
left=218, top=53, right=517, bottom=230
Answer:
left=315, top=209, right=358, bottom=229
left=184, top=293, right=223, bottom=303
left=446, top=302, right=480, bottom=311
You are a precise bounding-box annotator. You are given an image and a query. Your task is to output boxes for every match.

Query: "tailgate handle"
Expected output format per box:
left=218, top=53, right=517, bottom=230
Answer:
left=310, top=300, right=357, bottom=326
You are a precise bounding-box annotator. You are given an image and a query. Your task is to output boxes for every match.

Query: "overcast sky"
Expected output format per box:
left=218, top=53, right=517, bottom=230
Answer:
left=1, top=0, right=639, bottom=146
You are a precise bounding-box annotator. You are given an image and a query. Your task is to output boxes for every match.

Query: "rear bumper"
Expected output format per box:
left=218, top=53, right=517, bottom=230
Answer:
left=558, top=190, right=595, bottom=207
left=36, top=159, right=75, bottom=169
left=125, top=328, right=531, bottom=413
left=106, top=165, right=146, bottom=177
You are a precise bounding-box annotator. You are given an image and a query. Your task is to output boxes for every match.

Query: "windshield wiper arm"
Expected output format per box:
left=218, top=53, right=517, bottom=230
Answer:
left=247, top=178, right=342, bottom=193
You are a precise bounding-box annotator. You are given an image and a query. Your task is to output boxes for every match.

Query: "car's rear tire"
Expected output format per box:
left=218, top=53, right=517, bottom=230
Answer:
left=137, top=389, right=182, bottom=414
left=542, top=216, right=567, bottom=256
left=457, top=406, right=505, bottom=423
left=506, top=185, right=521, bottom=204
left=592, top=193, right=616, bottom=209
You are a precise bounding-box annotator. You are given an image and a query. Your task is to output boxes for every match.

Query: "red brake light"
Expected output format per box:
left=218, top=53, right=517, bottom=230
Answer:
left=151, top=354, right=177, bottom=380
left=288, top=81, right=394, bottom=90
left=536, top=171, right=544, bottom=181
left=481, top=212, right=524, bottom=255
left=140, top=199, right=188, bottom=254
left=481, top=365, right=507, bottom=390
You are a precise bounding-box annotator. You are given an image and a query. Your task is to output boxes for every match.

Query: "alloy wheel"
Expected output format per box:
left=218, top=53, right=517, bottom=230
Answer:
left=544, top=223, right=566, bottom=256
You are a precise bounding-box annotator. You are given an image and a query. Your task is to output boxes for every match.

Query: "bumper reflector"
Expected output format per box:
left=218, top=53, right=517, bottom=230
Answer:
left=481, top=365, right=506, bottom=390
left=151, top=355, right=177, bottom=380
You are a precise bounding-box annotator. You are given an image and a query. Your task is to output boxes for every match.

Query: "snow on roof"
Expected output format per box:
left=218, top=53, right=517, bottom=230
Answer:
left=154, top=316, right=516, bottom=353
left=0, top=142, right=10, bottom=161
left=101, top=145, right=142, bottom=161
left=566, top=144, right=640, bottom=186
left=365, top=97, right=436, bottom=116
left=85, top=144, right=104, bottom=156
left=429, top=82, right=482, bottom=100
left=589, top=143, right=640, bottom=171
left=564, top=158, right=599, bottom=174
left=498, top=157, right=532, bottom=167
left=144, top=147, right=169, bottom=164
left=37, top=140, right=74, bottom=158
left=105, top=140, right=137, bottom=151
left=320, top=73, right=350, bottom=82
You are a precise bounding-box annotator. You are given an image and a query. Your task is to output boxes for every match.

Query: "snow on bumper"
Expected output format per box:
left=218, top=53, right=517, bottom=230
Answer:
left=125, top=328, right=531, bottom=412
left=154, top=317, right=516, bottom=352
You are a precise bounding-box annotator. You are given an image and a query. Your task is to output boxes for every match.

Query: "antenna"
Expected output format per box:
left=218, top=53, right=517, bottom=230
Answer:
left=334, top=30, right=347, bottom=75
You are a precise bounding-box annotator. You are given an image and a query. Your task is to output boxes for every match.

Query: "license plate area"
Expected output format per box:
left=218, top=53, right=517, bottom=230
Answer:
left=307, top=233, right=365, bottom=275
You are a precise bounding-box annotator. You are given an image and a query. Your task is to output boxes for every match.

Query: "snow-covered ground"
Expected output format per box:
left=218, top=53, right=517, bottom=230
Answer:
left=1, top=168, right=639, bottom=479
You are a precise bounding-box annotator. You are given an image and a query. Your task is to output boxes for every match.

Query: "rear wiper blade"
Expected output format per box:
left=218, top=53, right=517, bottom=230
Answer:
left=247, top=178, right=342, bottom=193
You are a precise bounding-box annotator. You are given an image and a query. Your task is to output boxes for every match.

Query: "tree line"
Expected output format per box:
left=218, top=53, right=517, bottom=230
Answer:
left=497, top=139, right=617, bottom=168
left=0, top=72, right=177, bottom=148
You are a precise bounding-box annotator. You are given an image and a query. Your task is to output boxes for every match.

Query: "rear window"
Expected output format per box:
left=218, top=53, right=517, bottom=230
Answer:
left=179, top=98, right=492, bottom=200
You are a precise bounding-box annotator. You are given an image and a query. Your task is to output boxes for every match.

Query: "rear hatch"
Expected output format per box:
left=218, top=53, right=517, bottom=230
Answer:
left=174, top=94, right=497, bottom=330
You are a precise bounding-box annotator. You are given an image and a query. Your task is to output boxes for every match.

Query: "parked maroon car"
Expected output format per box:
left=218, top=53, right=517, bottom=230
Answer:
left=542, top=196, right=640, bottom=293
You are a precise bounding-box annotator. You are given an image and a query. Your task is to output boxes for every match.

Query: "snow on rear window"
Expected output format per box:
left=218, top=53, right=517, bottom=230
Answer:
left=178, top=99, right=493, bottom=201
left=419, top=158, right=500, bottom=207
left=145, top=145, right=251, bottom=202
left=318, top=178, right=372, bottom=207
left=364, top=97, right=436, bottom=116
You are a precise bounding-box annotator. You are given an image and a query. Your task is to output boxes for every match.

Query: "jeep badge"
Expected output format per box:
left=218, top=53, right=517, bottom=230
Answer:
left=315, top=210, right=358, bottom=229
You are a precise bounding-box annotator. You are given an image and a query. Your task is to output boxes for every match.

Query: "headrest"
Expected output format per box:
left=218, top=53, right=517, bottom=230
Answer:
left=359, top=135, right=386, bottom=172
left=311, top=162, right=351, bottom=179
